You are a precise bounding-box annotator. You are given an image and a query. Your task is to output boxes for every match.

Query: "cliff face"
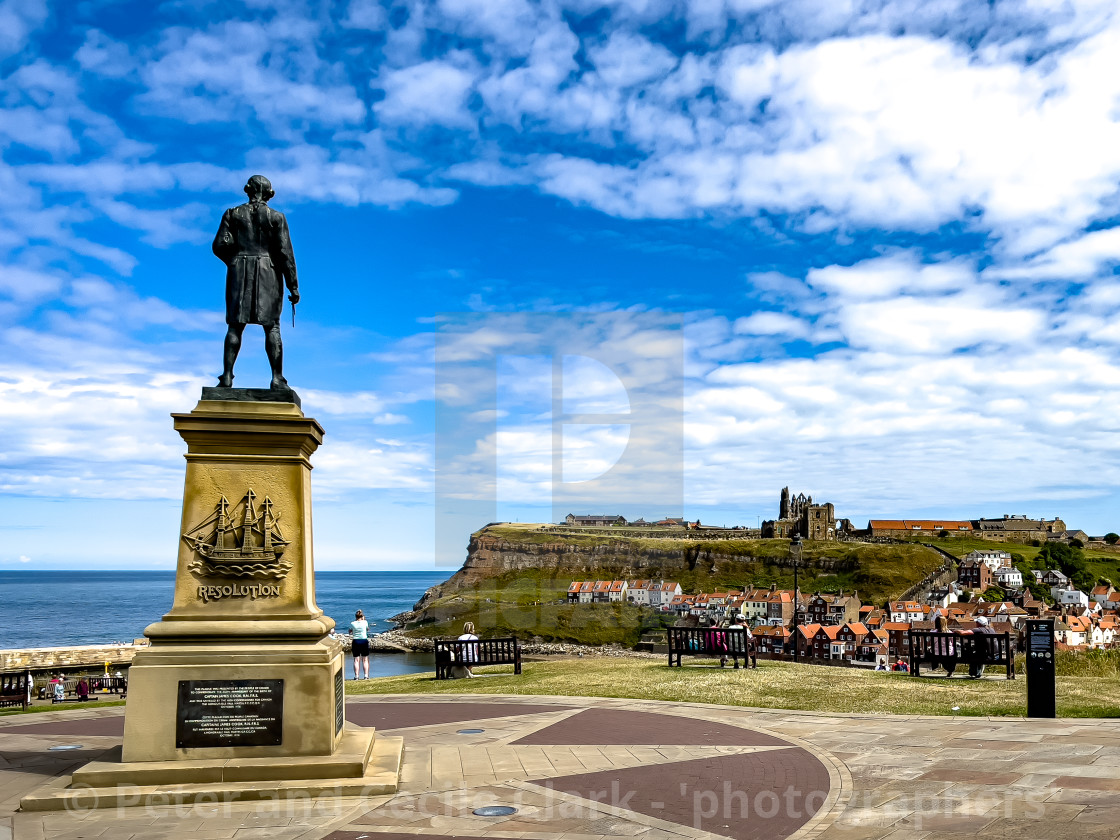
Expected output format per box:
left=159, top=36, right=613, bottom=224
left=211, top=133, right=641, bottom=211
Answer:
left=407, top=530, right=864, bottom=615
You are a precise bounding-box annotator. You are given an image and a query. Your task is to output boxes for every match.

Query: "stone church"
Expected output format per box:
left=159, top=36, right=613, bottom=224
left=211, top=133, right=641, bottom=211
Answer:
left=762, top=487, right=839, bottom=540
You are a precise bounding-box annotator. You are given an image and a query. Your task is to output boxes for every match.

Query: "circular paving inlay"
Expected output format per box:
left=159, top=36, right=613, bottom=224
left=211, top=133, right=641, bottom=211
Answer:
left=473, top=806, right=518, bottom=817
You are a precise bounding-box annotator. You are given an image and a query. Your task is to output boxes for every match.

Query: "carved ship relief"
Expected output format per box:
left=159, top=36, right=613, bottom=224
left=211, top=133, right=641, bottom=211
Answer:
left=183, top=489, right=293, bottom=580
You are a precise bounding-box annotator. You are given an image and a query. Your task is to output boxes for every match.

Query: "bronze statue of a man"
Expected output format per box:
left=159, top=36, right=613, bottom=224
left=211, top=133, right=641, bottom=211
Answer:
left=212, top=175, right=299, bottom=389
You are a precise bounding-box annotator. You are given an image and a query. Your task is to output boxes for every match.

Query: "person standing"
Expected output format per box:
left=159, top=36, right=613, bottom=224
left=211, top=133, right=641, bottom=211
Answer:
left=350, top=610, right=370, bottom=680
left=458, top=621, right=479, bottom=678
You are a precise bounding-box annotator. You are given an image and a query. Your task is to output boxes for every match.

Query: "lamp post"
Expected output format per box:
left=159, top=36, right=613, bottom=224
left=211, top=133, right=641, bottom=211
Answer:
left=791, top=533, right=802, bottom=662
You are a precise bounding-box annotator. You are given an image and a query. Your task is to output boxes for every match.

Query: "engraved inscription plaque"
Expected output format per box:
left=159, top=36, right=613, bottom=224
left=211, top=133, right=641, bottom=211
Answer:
left=176, top=679, right=283, bottom=748
left=334, top=668, right=344, bottom=734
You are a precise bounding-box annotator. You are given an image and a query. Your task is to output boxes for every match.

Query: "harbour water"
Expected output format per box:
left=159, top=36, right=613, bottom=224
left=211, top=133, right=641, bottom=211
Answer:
left=0, top=570, right=448, bottom=676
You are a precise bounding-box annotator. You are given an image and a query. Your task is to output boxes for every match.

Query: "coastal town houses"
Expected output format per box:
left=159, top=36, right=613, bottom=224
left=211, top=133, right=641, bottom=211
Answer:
left=752, top=625, right=791, bottom=658
left=958, top=558, right=993, bottom=591
left=626, top=580, right=652, bottom=605
left=567, top=581, right=595, bottom=603
left=1041, top=569, right=1070, bottom=588
left=1056, top=616, right=1091, bottom=647
left=881, top=622, right=913, bottom=660
left=888, top=601, right=927, bottom=623
left=808, top=624, right=842, bottom=659
left=994, top=566, right=1024, bottom=588
left=591, top=580, right=612, bottom=603
left=648, top=581, right=683, bottom=608
left=1092, top=585, right=1120, bottom=610
left=743, top=588, right=771, bottom=624
left=792, top=624, right=820, bottom=659
left=568, top=579, right=681, bottom=608
left=765, top=585, right=796, bottom=626
left=926, top=586, right=956, bottom=609
left=963, top=550, right=1013, bottom=571
left=806, top=591, right=862, bottom=626
left=832, top=622, right=870, bottom=661
left=1055, top=585, right=1090, bottom=608
left=667, top=593, right=695, bottom=615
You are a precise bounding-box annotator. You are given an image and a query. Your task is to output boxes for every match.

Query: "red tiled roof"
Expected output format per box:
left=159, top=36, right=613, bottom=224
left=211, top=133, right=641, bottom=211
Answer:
left=870, top=520, right=973, bottom=530
left=796, top=623, right=822, bottom=639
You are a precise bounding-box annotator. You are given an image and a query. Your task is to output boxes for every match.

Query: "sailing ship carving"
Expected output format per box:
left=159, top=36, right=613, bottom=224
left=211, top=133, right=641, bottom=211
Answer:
left=183, top=489, right=293, bottom=580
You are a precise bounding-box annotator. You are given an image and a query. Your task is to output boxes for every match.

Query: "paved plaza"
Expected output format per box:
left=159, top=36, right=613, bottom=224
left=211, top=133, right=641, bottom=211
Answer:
left=2, top=693, right=1119, bottom=840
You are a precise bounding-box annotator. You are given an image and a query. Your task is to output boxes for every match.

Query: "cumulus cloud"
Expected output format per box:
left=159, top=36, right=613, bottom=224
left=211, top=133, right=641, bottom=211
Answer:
left=8, top=0, right=1120, bottom=533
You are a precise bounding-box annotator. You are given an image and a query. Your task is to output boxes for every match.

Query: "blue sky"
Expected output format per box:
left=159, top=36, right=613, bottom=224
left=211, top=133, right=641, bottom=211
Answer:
left=5, top=0, right=1120, bottom=570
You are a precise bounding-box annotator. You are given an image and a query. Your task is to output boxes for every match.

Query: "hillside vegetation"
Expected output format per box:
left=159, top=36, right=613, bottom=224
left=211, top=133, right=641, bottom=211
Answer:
left=401, top=526, right=948, bottom=645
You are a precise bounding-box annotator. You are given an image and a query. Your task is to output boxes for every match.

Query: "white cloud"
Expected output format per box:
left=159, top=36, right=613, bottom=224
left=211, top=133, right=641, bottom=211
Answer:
left=807, top=254, right=975, bottom=300
left=0, top=0, right=47, bottom=60
left=840, top=292, right=1046, bottom=354
left=341, top=0, right=387, bottom=30
left=376, top=56, right=479, bottom=128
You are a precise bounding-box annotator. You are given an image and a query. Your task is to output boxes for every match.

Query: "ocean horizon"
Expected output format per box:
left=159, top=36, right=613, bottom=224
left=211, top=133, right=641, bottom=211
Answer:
left=0, top=570, right=450, bottom=651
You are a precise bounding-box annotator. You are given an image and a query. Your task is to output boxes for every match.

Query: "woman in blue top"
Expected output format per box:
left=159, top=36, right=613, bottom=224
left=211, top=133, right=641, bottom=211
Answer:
left=350, top=610, right=370, bottom=679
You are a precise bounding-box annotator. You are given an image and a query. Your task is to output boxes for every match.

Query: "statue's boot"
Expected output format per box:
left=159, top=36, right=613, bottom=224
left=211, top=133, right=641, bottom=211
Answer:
left=217, top=373, right=233, bottom=387
left=270, top=375, right=289, bottom=390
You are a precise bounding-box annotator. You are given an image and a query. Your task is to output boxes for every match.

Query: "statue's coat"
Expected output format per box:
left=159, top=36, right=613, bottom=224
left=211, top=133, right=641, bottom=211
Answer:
left=212, top=201, right=298, bottom=326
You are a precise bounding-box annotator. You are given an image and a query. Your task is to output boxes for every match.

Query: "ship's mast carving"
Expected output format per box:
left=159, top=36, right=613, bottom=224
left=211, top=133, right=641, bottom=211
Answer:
left=183, top=489, right=292, bottom=580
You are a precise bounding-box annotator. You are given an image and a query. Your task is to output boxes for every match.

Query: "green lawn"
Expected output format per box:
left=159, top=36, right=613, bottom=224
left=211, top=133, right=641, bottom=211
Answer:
left=348, top=657, right=1118, bottom=718
left=0, top=699, right=126, bottom=717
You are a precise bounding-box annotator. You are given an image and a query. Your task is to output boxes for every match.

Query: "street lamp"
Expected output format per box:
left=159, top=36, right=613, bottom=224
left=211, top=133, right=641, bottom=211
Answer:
left=790, top=533, right=802, bottom=662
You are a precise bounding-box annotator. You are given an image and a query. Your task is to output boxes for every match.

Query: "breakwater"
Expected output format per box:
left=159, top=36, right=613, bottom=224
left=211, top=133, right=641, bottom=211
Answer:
left=0, top=643, right=146, bottom=672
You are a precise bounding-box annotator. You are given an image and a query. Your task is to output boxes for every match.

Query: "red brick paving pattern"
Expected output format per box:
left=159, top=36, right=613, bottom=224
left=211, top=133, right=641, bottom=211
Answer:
left=2, top=702, right=571, bottom=738
left=512, top=707, right=790, bottom=746
left=531, top=748, right=831, bottom=840
left=343, top=702, right=572, bottom=731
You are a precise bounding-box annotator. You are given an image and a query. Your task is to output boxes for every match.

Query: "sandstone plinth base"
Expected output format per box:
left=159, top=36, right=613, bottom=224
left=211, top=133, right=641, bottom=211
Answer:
left=19, top=730, right=402, bottom=811
left=17, top=397, right=405, bottom=813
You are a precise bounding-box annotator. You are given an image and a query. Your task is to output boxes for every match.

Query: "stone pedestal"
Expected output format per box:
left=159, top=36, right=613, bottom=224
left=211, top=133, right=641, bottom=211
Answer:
left=21, top=397, right=402, bottom=811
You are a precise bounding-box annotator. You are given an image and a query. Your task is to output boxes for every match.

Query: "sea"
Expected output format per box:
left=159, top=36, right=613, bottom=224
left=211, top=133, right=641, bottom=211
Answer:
left=0, top=570, right=449, bottom=678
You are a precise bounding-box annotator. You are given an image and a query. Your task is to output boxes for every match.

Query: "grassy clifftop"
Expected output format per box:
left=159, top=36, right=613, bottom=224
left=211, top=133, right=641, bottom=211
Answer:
left=400, top=526, right=949, bottom=645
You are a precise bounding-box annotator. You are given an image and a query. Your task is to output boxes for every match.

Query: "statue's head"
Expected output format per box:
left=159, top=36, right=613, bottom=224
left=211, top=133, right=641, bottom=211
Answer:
left=244, top=175, right=275, bottom=203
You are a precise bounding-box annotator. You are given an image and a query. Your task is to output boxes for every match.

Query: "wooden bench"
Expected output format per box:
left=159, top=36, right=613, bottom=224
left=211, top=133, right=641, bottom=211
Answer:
left=0, top=672, right=29, bottom=710
left=907, top=631, right=1016, bottom=679
left=434, top=637, right=521, bottom=680
left=667, top=627, right=757, bottom=669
